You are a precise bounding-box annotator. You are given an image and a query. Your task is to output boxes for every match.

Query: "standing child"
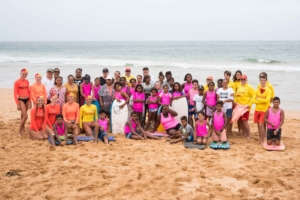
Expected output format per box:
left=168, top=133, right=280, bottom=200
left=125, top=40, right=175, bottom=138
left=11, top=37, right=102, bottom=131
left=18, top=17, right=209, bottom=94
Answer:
left=188, top=79, right=199, bottom=127
left=172, top=82, right=186, bottom=100
left=194, top=111, right=212, bottom=145
left=129, top=78, right=137, bottom=97
left=124, top=112, right=160, bottom=140
left=264, top=97, right=284, bottom=146
left=211, top=101, right=229, bottom=148
left=132, top=84, right=145, bottom=125
left=95, top=109, right=110, bottom=144
left=159, top=84, right=172, bottom=106
left=80, top=74, right=93, bottom=106
left=154, top=81, right=162, bottom=95
left=53, top=114, right=80, bottom=145
left=93, top=77, right=101, bottom=114
left=113, top=82, right=129, bottom=109
left=145, top=88, right=159, bottom=130
left=193, top=85, right=205, bottom=120
left=170, top=116, right=194, bottom=144
left=203, top=81, right=217, bottom=120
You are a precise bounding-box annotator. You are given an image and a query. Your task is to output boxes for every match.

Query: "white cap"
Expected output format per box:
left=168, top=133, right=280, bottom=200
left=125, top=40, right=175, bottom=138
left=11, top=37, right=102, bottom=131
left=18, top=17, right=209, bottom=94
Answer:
left=106, top=76, right=112, bottom=80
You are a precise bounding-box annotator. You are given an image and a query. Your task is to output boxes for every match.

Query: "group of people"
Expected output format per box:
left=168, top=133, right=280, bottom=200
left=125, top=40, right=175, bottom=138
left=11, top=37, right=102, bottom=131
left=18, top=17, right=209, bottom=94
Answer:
left=14, top=66, right=284, bottom=149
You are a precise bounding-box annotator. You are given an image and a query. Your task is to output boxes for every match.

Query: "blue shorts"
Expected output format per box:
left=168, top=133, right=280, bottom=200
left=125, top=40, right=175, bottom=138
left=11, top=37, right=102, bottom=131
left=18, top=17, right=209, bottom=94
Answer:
left=226, top=109, right=233, bottom=118
left=188, top=104, right=195, bottom=115
left=97, top=131, right=108, bottom=141
left=126, top=131, right=142, bottom=139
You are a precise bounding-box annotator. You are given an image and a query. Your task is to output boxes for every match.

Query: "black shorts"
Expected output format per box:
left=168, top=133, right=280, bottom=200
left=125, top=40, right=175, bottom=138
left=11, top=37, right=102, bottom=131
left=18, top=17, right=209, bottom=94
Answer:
left=166, top=123, right=181, bottom=133
left=267, top=129, right=281, bottom=141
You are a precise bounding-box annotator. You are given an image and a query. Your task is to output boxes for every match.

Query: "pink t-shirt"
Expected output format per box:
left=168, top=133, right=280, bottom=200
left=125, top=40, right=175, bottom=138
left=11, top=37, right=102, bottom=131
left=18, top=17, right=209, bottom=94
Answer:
left=160, top=113, right=178, bottom=130
left=267, top=108, right=281, bottom=129
left=188, top=88, right=198, bottom=106
left=159, top=92, right=172, bottom=105
left=98, top=118, right=108, bottom=132
left=213, top=111, right=225, bottom=131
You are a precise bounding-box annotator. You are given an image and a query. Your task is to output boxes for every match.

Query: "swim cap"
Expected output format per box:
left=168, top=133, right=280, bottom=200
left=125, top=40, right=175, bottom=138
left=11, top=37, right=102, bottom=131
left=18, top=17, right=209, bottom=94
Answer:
left=35, top=73, right=42, bottom=78
left=86, top=95, right=93, bottom=100
left=36, top=96, right=44, bottom=100
left=51, top=94, right=58, bottom=98
left=20, top=68, right=28, bottom=73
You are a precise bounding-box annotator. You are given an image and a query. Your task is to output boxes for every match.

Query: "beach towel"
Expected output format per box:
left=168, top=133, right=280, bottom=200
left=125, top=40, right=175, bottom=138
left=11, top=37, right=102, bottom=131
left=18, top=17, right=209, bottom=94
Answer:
left=231, top=104, right=248, bottom=122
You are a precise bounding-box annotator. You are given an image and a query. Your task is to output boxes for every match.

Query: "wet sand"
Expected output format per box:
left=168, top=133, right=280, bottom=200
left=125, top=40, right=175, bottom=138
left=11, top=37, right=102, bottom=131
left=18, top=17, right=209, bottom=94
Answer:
left=0, top=88, right=299, bottom=199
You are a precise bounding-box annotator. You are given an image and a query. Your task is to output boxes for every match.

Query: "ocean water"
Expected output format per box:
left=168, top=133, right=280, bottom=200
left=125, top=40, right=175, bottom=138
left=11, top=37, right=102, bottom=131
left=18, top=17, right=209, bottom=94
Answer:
left=0, top=41, right=299, bottom=110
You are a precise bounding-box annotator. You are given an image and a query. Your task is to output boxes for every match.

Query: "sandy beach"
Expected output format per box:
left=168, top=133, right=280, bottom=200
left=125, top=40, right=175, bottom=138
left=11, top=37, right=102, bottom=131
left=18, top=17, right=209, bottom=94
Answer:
left=0, top=87, right=299, bottom=199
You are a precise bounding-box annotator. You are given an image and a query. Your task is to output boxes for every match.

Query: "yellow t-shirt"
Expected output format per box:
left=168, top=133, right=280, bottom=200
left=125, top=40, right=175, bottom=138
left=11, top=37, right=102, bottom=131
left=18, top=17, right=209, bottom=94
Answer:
left=228, top=80, right=234, bottom=88
left=204, top=84, right=216, bottom=92
left=251, top=87, right=272, bottom=112
left=79, top=104, right=98, bottom=128
left=257, top=81, right=275, bottom=98
left=235, top=83, right=254, bottom=108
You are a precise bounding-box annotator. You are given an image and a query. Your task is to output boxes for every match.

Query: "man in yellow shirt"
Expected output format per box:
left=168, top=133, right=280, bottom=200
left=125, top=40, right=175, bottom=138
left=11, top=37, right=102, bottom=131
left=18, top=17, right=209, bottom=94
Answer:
left=204, top=76, right=216, bottom=91
left=251, top=76, right=271, bottom=144
left=124, top=67, right=135, bottom=85
left=79, top=96, right=99, bottom=137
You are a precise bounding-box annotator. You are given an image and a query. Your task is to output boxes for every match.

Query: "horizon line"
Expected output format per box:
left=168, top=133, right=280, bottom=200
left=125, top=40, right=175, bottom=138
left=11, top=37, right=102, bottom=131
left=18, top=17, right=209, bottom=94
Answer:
left=0, top=40, right=299, bottom=42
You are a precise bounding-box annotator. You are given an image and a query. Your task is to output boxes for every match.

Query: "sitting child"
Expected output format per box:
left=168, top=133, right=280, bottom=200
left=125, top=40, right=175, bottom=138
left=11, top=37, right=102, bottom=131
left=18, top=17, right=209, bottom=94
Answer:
left=124, top=112, right=160, bottom=140
left=194, top=111, right=212, bottom=145
left=264, top=97, right=284, bottom=146
left=95, top=109, right=110, bottom=144
left=211, top=101, right=229, bottom=148
left=53, top=114, right=80, bottom=145
left=170, top=116, right=194, bottom=144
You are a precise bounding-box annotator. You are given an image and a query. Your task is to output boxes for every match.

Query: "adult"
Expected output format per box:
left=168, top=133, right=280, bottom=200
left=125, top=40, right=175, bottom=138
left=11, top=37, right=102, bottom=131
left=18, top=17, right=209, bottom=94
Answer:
left=234, top=75, right=254, bottom=139
left=136, top=75, right=143, bottom=84
left=204, top=76, right=216, bottom=91
left=100, top=68, right=114, bottom=86
left=53, top=68, right=61, bottom=78
left=80, top=74, right=93, bottom=106
left=182, top=73, right=193, bottom=95
left=50, top=76, right=66, bottom=110
left=28, top=96, right=55, bottom=149
left=120, top=76, right=130, bottom=96
left=79, top=96, right=100, bottom=137
left=124, top=67, right=135, bottom=84
left=252, top=76, right=271, bottom=144
left=62, top=92, right=80, bottom=137
left=30, top=73, right=47, bottom=105
left=99, top=76, right=115, bottom=115
left=224, top=70, right=234, bottom=88
left=74, top=68, right=84, bottom=104
left=41, top=68, right=54, bottom=104
left=114, top=71, right=121, bottom=83
left=163, top=71, right=172, bottom=88
left=216, top=78, right=234, bottom=135
left=153, top=106, right=181, bottom=138
left=14, top=68, right=31, bottom=136
left=142, top=75, right=154, bottom=125
left=142, top=67, right=156, bottom=85
left=64, top=75, right=78, bottom=103
left=158, top=72, right=165, bottom=86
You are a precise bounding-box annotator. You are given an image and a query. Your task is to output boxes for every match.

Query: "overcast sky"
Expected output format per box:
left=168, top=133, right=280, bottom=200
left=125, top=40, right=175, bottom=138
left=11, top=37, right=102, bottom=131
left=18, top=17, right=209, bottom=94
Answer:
left=0, top=0, right=299, bottom=41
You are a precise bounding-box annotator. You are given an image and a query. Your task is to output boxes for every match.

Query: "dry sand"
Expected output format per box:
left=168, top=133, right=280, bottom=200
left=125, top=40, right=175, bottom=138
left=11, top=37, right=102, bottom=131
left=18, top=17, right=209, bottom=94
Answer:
left=0, top=88, right=299, bottom=200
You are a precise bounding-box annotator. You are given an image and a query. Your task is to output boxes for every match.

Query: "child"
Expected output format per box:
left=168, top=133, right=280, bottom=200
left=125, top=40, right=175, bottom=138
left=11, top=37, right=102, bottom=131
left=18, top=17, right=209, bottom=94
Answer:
left=172, top=82, right=186, bottom=100
left=193, top=85, right=205, bottom=119
left=264, top=97, right=284, bottom=146
left=211, top=101, right=228, bottom=148
left=145, top=87, right=159, bottom=130
left=194, top=111, right=212, bottom=145
left=124, top=112, right=160, bottom=140
left=95, top=109, right=110, bottom=144
left=217, top=79, right=223, bottom=90
left=170, top=116, right=194, bottom=144
left=93, top=77, right=101, bottom=114
left=129, top=78, right=137, bottom=97
left=203, top=81, right=217, bottom=120
left=188, top=79, right=199, bottom=126
left=132, top=84, right=145, bottom=125
left=53, top=114, right=80, bottom=145
left=113, top=82, right=129, bottom=109
left=159, top=84, right=172, bottom=106
left=169, top=77, right=174, bottom=93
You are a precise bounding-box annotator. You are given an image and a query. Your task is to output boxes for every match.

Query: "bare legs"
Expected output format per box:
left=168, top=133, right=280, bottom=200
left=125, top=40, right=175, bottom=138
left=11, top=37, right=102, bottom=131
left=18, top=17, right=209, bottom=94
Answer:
left=18, top=100, right=29, bottom=136
left=257, top=123, right=265, bottom=144
left=240, top=120, right=250, bottom=139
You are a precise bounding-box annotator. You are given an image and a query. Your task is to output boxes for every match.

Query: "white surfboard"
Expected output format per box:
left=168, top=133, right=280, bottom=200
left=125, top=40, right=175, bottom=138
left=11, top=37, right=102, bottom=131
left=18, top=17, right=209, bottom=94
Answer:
left=111, top=100, right=128, bottom=134
left=171, top=97, right=189, bottom=122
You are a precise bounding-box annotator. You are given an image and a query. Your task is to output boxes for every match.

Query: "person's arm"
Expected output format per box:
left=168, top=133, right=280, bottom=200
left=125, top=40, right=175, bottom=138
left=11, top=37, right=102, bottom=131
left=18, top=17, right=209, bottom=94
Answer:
left=255, top=89, right=271, bottom=104
left=263, top=109, right=273, bottom=128
left=75, top=104, right=80, bottom=124
left=169, top=93, right=173, bottom=106
left=62, top=105, right=68, bottom=123
left=277, top=110, right=285, bottom=130
left=30, top=86, right=36, bottom=105
left=152, top=114, right=161, bottom=132
left=180, top=90, right=186, bottom=98
left=158, top=93, right=163, bottom=105
left=79, top=106, right=84, bottom=129
left=202, top=91, right=210, bottom=107
left=94, top=105, right=98, bottom=121
left=30, top=108, right=39, bottom=132
left=43, top=85, right=47, bottom=104
left=206, top=121, right=213, bottom=137
left=45, top=107, right=53, bottom=129
left=120, top=91, right=129, bottom=108
left=14, top=80, right=19, bottom=105
left=168, top=107, right=178, bottom=117
left=193, top=122, right=197, bottom=141
left=247, top=86, right=255, bottom=108
left=137, top=122, right=147, bottom=139
left=53, top=124, right=61, bottom=143
left=220, top=112, right=227, bottom=131
left=211, top=113, right=218, bottom=134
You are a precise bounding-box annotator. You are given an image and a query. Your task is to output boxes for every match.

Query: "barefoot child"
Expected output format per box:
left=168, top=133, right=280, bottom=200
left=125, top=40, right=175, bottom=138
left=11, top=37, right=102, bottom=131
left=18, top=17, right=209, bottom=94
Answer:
left=145, top=88, right=159, bottom=130
left=53, top=114, right=80, bottom=145
left=132, top=84, right=145, bottom=126
left=158, top=84, right=172, bottom=106
left=172, top=82, right=186, bottom=99
left=264, top=97, right=284, bottom=146
left=95, top=109, right=110, bottom=144
left=170, top=116, right=194, bottom=144
left=124, top=112, right=160, bottom=140
left=193, top=85, right=205, bottom=120
left=194, top=111, right=212, bottom=145
left=211, top=101, right=229, bottom=148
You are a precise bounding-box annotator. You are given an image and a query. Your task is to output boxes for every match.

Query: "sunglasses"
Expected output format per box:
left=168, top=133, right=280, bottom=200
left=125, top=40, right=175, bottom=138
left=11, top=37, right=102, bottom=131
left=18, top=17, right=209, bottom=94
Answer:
left=208, top=85, right=214, bottom=86
left=54, top=71, right=60, bottom=73
left=125, top=70, right=131, bottom=72
left=241, top=79, right=246, bottom=81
